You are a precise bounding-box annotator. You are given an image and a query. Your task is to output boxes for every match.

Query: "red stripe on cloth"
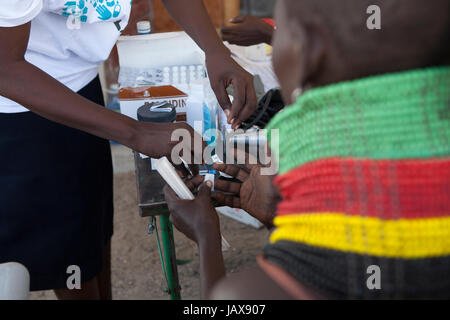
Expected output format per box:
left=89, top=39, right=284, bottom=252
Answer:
left=275, top=158, right=450, bottom=219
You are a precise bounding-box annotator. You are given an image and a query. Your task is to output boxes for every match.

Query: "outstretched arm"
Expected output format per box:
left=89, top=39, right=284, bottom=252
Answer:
left=0, top=23, right=203, bottom=164
left=164, top=177, right=297, bottom=300
left=164, top=181, right=226, bottom=299
left=162, top=0, right=258, bottom=129
left=221, top=15, right=274, bottom=46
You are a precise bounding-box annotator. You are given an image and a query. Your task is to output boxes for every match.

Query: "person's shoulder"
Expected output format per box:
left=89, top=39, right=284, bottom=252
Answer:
left=0, top=0, right=43, bottom=28
left=209, top=265, right=293, bottom=300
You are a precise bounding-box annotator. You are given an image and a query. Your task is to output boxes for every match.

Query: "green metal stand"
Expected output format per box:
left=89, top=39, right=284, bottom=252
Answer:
left=149, top=212, right=181, bottom=300
left=159, top=214, right=181, bottom=300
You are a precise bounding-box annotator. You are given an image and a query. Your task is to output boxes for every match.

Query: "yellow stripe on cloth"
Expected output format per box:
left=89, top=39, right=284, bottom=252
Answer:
left=270, top=213, right=450, bottom=258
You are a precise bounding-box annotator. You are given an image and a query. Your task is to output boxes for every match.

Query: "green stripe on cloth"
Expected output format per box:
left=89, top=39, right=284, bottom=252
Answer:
left=266, top=67, right=450, bottom=174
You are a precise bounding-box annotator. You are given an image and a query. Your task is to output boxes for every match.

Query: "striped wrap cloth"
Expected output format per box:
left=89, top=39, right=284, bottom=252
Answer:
left=263, top=67, right=450, bottom=299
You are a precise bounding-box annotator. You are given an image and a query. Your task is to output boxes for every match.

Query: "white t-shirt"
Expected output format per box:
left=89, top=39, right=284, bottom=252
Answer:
left=0, top=0, right=131, bottom=113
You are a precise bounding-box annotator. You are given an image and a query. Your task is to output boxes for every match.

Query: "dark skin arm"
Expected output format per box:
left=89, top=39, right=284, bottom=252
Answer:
left=221, top=15, right=274, bottom=46
left=164, top=179, right=296, bottom=299
left=1, top=1, right=256, bottom=162
left=212, top=163, right=281, bottom=229
left=0, top=23, right=201, bottom=164
left=162, top=0, right=258, bottom=128
left=164, top=181, right=225, bottom=299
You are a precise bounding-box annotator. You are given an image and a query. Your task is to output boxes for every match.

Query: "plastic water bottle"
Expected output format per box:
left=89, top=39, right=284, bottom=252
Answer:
left=106, top=83, right=120, bottom=113
left=136, top=20, right=151, bottom=35
left=203, top=79, right=218, bottom=148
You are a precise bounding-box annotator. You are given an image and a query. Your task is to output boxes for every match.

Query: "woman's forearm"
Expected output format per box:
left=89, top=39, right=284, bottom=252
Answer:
left=0, top=60, right=142, bottom=149
left=0, top=23, right=143, bottom=149
left=162, top=0, right=258, bottom=127
left=162, top=0, right=230, bottom=57
left=198, top=234, right=226, bottom=299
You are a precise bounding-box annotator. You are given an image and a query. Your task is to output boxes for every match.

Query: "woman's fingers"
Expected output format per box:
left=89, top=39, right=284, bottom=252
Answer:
left=174, top=163, right=191, bottom=178
left=185, top=175, right=205, bottom=191
left=212, top=192, right=241, bottom=208
left=214, top=179, right=241, bottom=194
left=229, top=14, right=246, bottom=24
left=230, top=78, right=246, bottom=128
left=163, top=184, right=180, bottom=204
left=236, top=81, right=258, bottom=124
left=233, top=148, right=259, bottom=170
left=197, top=182, right=212, bottom=198
left=213, top=163, right=249, bottom=182
left=211, top=81, right=232, bottom=116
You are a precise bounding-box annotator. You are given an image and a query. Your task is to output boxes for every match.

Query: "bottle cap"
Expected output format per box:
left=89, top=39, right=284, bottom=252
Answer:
left=136, top=20, right=151, bottom=34
left=109, top=83, right=119, bottom=93
left=137, top=102, right=176, bottom=123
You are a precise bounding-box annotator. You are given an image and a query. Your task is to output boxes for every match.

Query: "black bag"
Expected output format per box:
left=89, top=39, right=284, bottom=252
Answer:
left=240, top=88, right=285, bottom=130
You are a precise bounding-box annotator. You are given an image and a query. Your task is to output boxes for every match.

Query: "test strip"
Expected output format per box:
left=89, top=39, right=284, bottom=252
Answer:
left=204, top=173, right=215, bottom=192
left=155, top=157, right=230, bottom=250
left=154, top=157, right=194, bottom=200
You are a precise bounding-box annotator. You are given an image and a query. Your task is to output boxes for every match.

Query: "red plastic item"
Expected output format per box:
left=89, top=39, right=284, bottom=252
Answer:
left=262, top=18, right=276, bottom=28
left=275, top=157, right=450, bottom=219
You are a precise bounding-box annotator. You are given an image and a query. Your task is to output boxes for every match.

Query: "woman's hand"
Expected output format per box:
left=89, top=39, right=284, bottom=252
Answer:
left=163, top=177, right=226, bottom=299
left=206, top=53, right=258, bottom=130
left=164, top=181, right=221, bottom=246
left=221, top=15, right=274, bottom=46
left=212, top=163, right=280, bottom=228
left=134, top=121, right=206, bottom=174
left=161, top=0, right=258, bottom=130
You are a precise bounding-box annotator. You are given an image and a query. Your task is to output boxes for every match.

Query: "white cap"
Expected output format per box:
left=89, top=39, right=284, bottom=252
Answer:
left=0, top=262, right=30, bottom=300
left=109, top=83, right=119, bottom=93
left=136, top=20, right=151, bottom=34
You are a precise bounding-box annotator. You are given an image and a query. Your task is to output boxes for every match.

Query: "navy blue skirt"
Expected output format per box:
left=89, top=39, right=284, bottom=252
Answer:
left=0, top=77, right=113, bottom=291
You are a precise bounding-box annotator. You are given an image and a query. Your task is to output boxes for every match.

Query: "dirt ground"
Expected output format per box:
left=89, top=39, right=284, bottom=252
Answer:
left=29, top=170, right=269, bottom=300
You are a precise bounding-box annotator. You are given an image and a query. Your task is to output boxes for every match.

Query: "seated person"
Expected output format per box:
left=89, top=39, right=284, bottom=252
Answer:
left=221, top=15, right=275, bottom=46
left=164, top=0, right=450, bottom=299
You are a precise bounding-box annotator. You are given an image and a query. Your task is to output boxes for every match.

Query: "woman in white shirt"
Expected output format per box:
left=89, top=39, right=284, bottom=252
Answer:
left=0, top=0, right=257, bottom=299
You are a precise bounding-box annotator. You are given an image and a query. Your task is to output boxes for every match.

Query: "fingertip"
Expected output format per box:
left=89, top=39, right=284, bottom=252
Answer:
left=205, top=181, right=212, bottom=188
left=163, top=185, right=173, bottom=199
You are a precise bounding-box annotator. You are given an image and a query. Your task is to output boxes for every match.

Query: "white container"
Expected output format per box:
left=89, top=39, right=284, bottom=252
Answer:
left=244, top=43, right=268, bottom=61
left=216, top=207, right=264, bottom=229
left=0, top=262, right=30, bottom=300
left=186, top=80, right=205, bottom=134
